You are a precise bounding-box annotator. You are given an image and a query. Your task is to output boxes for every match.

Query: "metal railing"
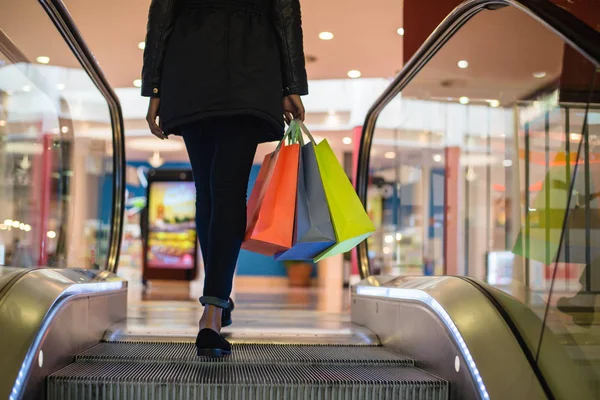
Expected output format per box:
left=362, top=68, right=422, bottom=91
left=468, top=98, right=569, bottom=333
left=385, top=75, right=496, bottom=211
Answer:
left=38, top=0, right=126, bottom=273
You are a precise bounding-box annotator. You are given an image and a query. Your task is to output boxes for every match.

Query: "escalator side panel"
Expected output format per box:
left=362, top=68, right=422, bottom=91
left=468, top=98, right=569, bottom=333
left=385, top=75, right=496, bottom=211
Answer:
left=352, top=276, right=548, bottom=400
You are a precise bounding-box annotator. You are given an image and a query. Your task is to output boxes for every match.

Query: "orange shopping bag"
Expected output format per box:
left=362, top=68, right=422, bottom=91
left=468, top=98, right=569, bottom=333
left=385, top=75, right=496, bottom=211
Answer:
left=242, top=141, right=300, bottom=256
left=244, top=151, right=279, bottom=239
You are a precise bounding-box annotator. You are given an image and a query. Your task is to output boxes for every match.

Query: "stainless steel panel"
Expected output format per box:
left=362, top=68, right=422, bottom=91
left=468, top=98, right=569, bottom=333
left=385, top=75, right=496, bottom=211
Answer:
left=0, top=268, right=127, bottom=400
left=77, top=342, right=413, bottom=366
left=352, top=276, right=548, bottom=400
left=48, top=362, right=448, bottom=400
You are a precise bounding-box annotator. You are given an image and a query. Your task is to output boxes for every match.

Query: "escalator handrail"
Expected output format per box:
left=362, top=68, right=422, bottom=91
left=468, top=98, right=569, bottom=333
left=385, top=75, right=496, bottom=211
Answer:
left=37, top=0, right=126, bottom=273
left=355, top=0, right=600, bottom=279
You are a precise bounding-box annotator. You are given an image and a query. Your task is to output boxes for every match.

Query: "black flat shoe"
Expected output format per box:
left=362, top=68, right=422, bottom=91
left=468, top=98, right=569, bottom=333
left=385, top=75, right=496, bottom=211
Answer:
left=222, top=298, right=235, bottom=327
left=196, top=328, right=232, bottom=358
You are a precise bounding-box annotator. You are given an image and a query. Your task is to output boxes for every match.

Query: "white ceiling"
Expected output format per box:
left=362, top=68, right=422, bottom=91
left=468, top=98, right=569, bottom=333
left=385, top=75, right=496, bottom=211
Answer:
left=0, top=0, right=404, bottom=88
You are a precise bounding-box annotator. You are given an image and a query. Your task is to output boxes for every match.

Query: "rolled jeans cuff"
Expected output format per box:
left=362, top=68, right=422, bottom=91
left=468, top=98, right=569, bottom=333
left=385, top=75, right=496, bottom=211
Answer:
left=199, top=296, right=230, bottom=309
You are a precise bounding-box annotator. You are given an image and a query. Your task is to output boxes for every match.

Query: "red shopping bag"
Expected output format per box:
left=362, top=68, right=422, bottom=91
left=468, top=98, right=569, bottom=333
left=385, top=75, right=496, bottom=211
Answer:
left=242, top=142, right=300, bottom=255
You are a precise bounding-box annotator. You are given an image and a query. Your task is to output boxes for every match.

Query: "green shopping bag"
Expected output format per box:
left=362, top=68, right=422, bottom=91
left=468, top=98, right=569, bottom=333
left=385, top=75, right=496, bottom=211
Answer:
left=296, top=122, right=375, bottom=261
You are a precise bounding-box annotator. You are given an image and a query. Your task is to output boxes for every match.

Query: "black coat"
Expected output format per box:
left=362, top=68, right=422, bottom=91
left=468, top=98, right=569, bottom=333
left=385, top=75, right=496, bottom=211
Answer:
left=141, top=0, right=309, bottom=142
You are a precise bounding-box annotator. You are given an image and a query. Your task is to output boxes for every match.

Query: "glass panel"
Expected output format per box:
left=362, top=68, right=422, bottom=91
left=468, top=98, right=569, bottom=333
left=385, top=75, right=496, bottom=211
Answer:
left=0, top=2, right=114, bottom=269
left=367, top=4, right=600, bottom=396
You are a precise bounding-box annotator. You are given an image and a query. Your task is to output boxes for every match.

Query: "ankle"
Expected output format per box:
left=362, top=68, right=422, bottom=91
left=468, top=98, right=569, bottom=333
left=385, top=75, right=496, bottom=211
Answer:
left=199, top=304, right=223, bottom=331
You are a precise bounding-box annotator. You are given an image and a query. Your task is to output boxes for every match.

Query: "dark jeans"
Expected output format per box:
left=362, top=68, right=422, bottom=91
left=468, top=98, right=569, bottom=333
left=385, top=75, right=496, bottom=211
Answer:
left=181, top=116, right=260, bottom=308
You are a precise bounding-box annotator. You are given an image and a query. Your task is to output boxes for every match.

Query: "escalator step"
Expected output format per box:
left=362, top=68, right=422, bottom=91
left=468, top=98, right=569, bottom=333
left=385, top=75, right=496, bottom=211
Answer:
left=48, top=362, right=448, bottom=400
left=76, top=343, right=413, bottom=366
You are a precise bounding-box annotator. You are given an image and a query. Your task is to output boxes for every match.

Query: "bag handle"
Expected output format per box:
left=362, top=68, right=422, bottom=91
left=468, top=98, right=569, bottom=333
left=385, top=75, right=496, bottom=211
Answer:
left=295, top=120, right=317, bottom=144
left=275, top=122, right=297, bottom=153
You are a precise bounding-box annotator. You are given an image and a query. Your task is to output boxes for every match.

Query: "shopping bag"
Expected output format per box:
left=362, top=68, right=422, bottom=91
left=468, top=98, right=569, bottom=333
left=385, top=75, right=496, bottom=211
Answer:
left=294, top=122, right=375, bottom=262
left=242, top=139, right=300, bottom=256
left=275, top=128, right=336, bottom=261
left=513, top=156, right=600, bottom=264
left=245, top=151, right=279, bottom=240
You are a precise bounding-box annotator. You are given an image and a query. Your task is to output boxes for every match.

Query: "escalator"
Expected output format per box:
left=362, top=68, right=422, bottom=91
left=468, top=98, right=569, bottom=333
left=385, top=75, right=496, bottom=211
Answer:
left=1, top=0, right=600, bottom=399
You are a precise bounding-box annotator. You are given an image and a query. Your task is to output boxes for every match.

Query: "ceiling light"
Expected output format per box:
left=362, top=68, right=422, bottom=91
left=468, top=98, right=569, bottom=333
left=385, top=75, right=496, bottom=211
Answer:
left=347, top=70, right=361, bottom=79
left=47, top=230, right=57, bottom=239
left=459, top=96, right=470, bottom=105
left=503, top=159, right=513, bottom=167
left=433, top=154, right=442, bottom=163
left=318, top=31, right=334, bottom=40
left=36, top=56, right=50, bottom=64
left=61, top=126, right=69, bottom=133
left=487, top=99, right=500, bottom=108
left=4, top=219, right=12, bottom=226
left=384, top=235, right=394, bottom=244
left=397, top=28, right=405, bottom=36
left=149, top=151, right=164, bottom=168
left=342, top=137, right=352, bottom=145
left=12, top=220, right=20, bottom=228
left=22, top=85, right=31, bottom=92
left=384, top=151, right=396, bottom=159
left=570, top=132, right=583, bottom=142
left=133, top=79, right=142, bottom=88
left=533, top=71, right=546, bottom=79
left=383, top=247, right=391, bottom=255
left=0, top=120, right=6, bottom=127
left=24, top=224, right=32, bottom=232
left=56, top=83, right=66, bottom=91
left=130, top=137, right=185, bottom=152
left=528, top=208, right=537, bottom=212
left=457, top=60, right=469, bottom=69
left=138, top=41, right=146, bottom=50
left=395, top=233, right=403, bottom=241
left=4, top=142, right=43, bottom=155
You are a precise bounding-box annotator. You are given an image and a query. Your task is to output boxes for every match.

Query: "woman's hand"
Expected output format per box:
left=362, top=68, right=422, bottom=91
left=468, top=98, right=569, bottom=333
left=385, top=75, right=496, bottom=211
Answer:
left=146, top=97, right=167, bottom=139
left=283, top=94, right=305, bottom=124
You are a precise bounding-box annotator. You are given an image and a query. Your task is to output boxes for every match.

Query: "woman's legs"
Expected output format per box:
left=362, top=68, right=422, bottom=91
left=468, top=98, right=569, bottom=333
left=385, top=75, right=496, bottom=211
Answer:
left=182, top=117, right=259, bottom=333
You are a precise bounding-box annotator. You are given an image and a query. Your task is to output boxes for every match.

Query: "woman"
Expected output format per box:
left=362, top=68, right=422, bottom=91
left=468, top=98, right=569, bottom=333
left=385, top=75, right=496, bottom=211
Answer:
left=141, top=0, right=308, bottom=357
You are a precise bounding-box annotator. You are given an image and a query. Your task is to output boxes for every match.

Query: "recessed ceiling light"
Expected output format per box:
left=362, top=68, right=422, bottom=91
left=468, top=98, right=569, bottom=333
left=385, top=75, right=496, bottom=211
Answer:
left=457, top=60, right=469, bottom=69
left=342, top=137, right=352, bottom=145
left=503, top=159, right=513, bottom=167
left=383, top=247, right=391, bottom=255
left=133, top=79, right=142, bottom=88
left=47, top=231, right=57, bottom=239
left=0, top=120, right=5, bottom=127
left=22, top=85, right=32, bottom=92
left=138, top=41, right=146, bottom=50
left=533, top=71, right=547, bottom=78
left=487, top=99, right=500, bottom=107
left=56, top=83, right=66, bottom=91
left=36, top=56, right=50, bottom=64
left=384, top=235, right=394, bottom=244
left=459, top=96, right=470, bottom=105
left=61, top=126, right=69, bottom=133
left=348, top=70, right=361, bottom=79
left=396, top=233, right=403, bottom=241
left=318, top=31, right=334, bottom=40
left=570, top=132, right=583, bottom=141
left=397, top=28, right=405, bottom=36
left=433, top=154, right=442, bottom=163
left=130, top=137, right=185, bottom=152
left=384, top=151, right=396, bottom=159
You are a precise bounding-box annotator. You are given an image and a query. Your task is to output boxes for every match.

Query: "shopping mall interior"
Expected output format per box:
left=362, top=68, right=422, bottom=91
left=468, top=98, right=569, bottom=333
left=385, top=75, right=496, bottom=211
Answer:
left=0, top=0, right=599, bottom=399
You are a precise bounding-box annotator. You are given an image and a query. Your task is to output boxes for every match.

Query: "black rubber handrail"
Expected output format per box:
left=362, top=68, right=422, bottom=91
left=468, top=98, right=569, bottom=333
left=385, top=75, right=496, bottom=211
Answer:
left=356, top=0, right=600, bottom=279
left=38, top=0, right=126, bottom=273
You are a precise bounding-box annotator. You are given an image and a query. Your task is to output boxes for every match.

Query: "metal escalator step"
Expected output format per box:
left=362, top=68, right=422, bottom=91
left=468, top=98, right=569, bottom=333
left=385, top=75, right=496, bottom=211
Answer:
left=48, top=362, right=448, bottom=400
left=76, top=343, right=413, bottom=366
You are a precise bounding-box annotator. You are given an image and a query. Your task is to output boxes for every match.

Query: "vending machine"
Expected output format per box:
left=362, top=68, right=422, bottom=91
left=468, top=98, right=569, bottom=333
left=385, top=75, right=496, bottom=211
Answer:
left=142, top=169, right=198, bottom=281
